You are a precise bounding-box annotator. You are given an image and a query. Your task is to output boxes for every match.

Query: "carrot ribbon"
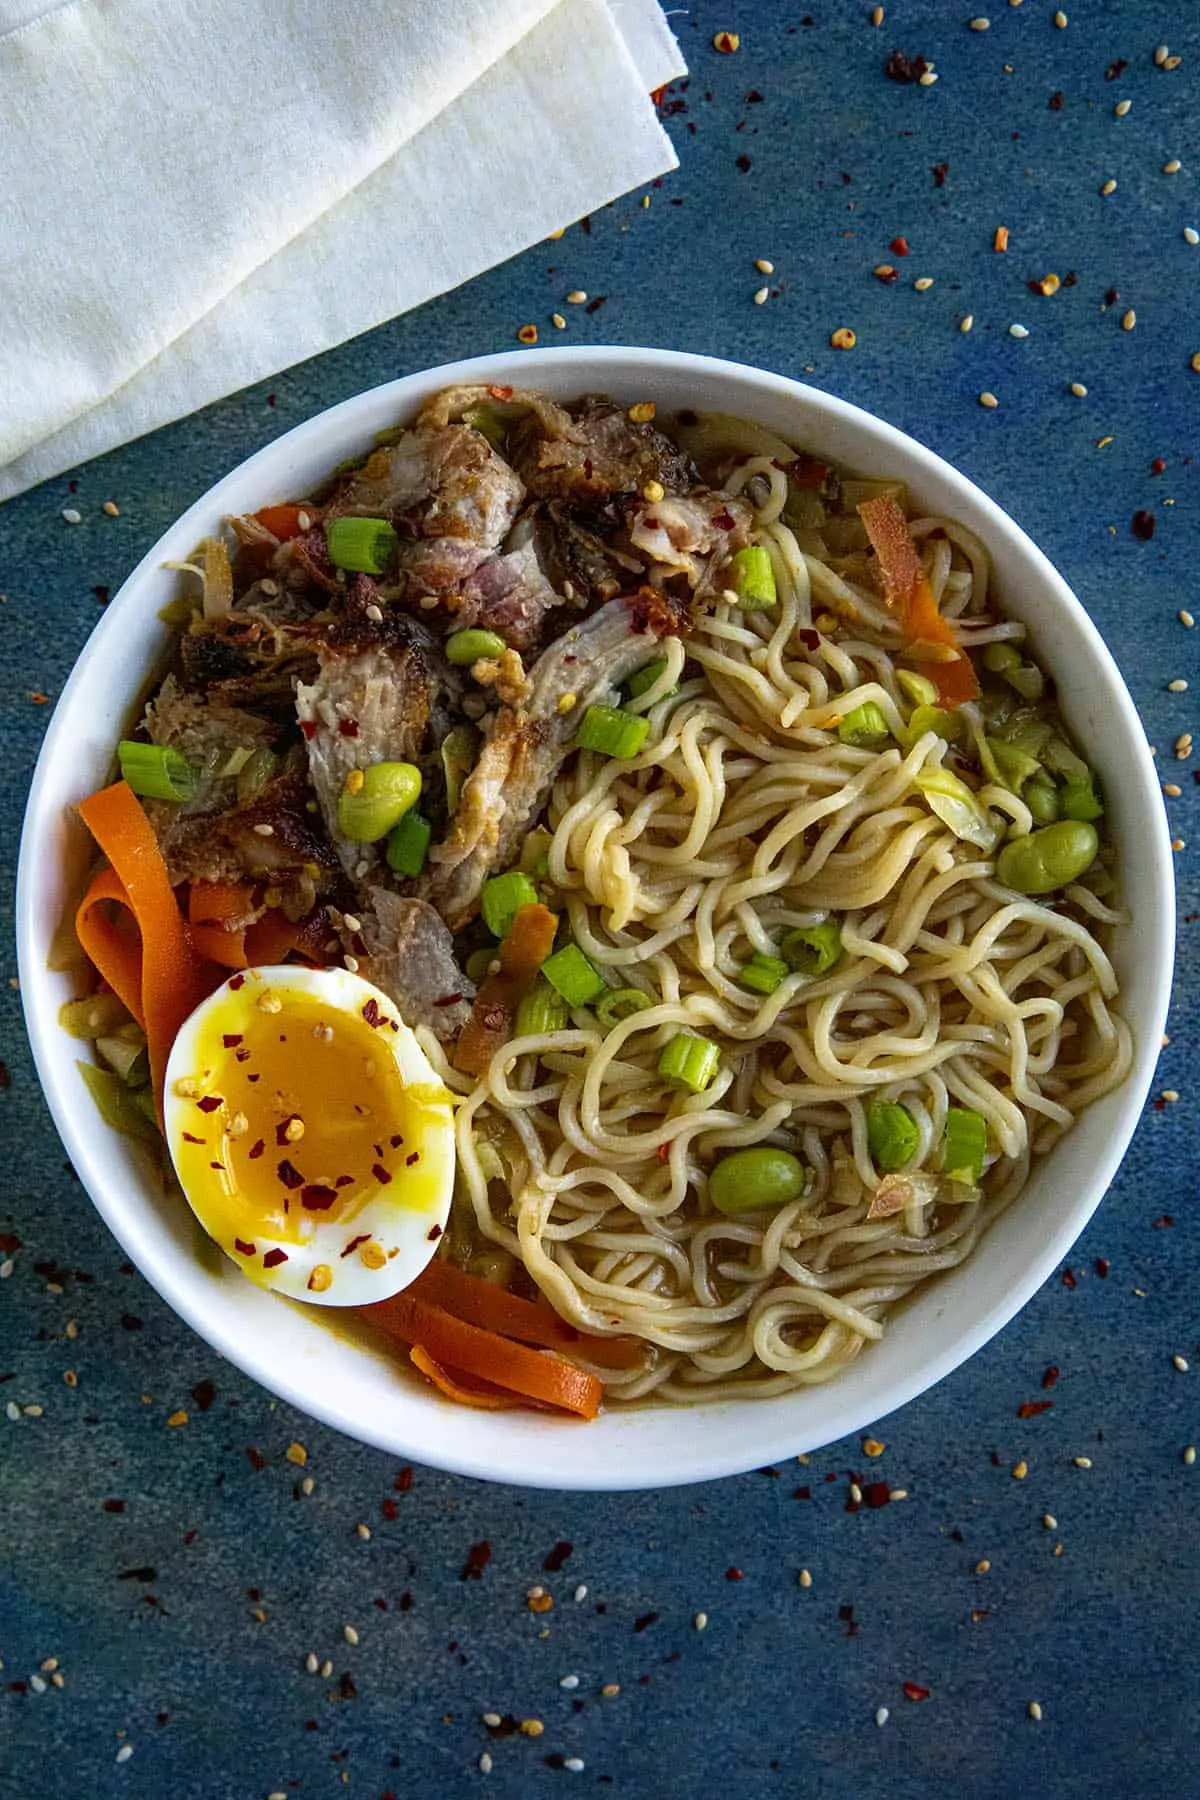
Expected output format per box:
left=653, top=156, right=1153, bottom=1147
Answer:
left=858, top=494, right=980, bottom=707
left=76, top=782, right=217, bottom=1106
left=411, top=1259, right=644, bottom=1371
left=454, top=902, right=558, bottom=1077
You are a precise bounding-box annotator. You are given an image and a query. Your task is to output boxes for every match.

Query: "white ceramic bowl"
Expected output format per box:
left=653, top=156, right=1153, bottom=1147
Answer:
left=17, top=349, right=1175, bottom=1489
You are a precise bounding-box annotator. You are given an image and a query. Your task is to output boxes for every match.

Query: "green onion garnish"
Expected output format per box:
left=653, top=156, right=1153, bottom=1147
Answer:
left=595, top=988, right=654, bottom=1028
left=574, top=704, right=650, bottom=761
left=514, top=979, right=570, bottom=1038
left=657, top=1032, right=721, bottom=1093
left=385, top=810, right=432, bottom=877
left=325, top=516, right=399, bottom=575
left=866, top=1099, right=920, bottom=1172
left=117, top=740, right=196, bottom=804
left=627, top=658, right=677, bottom=700
left=781, top=920, right=842, bottom=977
left=481, top=870, right=540, bottom=940
left=729, top=544, right=777, bottom=609
left=336, top=761, right=422, bottom=843
left=446, top=629, right=506, bottom=666
left=1059, top=777, right=1103, bottom=822
left=738, top=953, right=790, bottom=995
left=896, top=669, right=938, bottom=708
left=940, top=1107, right=988, bottom=1184
left=541, top=943, right=607, bottom=1007
left=837, top=702, right=890, bottom=747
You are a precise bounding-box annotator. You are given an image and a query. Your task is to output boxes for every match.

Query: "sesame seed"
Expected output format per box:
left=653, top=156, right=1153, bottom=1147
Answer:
left=320, top=1659, right=333, bottom=1678
left=1073, top=1455, right=1093, bottom=1468
left=755, top=258, right=775, bottom=273
left=103, top=500, right=120, bottom=517
left=40, top=1659, right=58, bottom=1674
left=960, top=313, right=974, bottom=332
left=343, top=1624, right=359, bottom=1645
left=1012, top=1459, right=1028, bottom=1479
left=252, top=822, right=275, bottom=837
left=1169, top=679, right=1189, bottom=692
left=1164, top=783, right=1182, bottom=797
left=918, top=68, right=938, bottom=84
left=1179, top=610, right=1195, bottom=627
left=1184, top=228, right=1199, bottom=246
left=482, top=1713, right=502, bottom=1727
left=573, top=1584, right=588, bottom=1602
left=564, top=1758, right=586, bottom=1773
left=975, top=1559, right=991, bottom=1574
left=51, top=1673, right=65, bottom=1689
left=115, top=1744, right=133, bottom=1763
left=863, top=1438, right=885, bottom=1457
left=914, top=276, right=935, bottom=291
left=753, top=286, right=770, bottom=306
left=566, top=291, right=588, bottom=304
left=1114, top=99, right=1131, bottom=117
left=61, top=507, right=82, bottom=524
left=356, top=1522, right=371, bottom=1540
left=798, top=1568, right=813, bottom=1588
left=1121, top=309, right=1136, bottom=331
left=551, top=313, right=566, bottom=330
left=1029, top=1701, right=1044, bottom=1721
left=601, top=1682, right=620, bottom=1697
left=871, top=3, right=883, bottom=22
left=889, top=1488, right=910, bottom=1502
left=1009, top=323, right=1029, bottom=338
left=979, top=391, right=999, bottom=408
left=301, top=1475, right=315, bottom=1496
left=1172, top=837, right=1186, bottom=850
left=993, top=225, right=1009, bottom=252
left=969, top=17, right=990, bottom=30
left=1043, top=1513, right=1058, bottom=1529
left=0, top=1261, right=12, bottom=1280
left=297, top=512, right=312, bottom=532
left=1070, top=381, right=1088, bottom=396
left=344, top=954, right=359, bottom=973
left=305, top=1652, right=319, bottom=1673
left=1185, top=1446, right=1196, bottom=1466
left=1101, top=179, right=1117, bottom=196
left=479, top=1753, right=494, bottom=1774
left=29, top=1674, right=47, bottom=1694
left=1164, top=160, right=1182, bottom=176
left=1053, top=8, right=1066, bottom=24
left=1162, top=1089, right=1180, bottom=1103
left=520, top=1719, right=544, bottom=1738
left=5, top=1401, right=19, bottom=1422
left=1155, top=43, right=1169, bottom=65
left=559, top=1674, right=580, bottom=1689
left=166, top=1409, right=187, bottom=1427
left=65, top=1320, right=78, bottom=1339
left=1173, top=1354, right=1189, bottom=1373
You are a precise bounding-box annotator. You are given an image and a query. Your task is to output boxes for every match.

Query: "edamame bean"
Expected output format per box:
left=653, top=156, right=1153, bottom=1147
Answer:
left=995, top=820, right=1099, bottom=894
left=709, top=1148, right=807, bottom=1214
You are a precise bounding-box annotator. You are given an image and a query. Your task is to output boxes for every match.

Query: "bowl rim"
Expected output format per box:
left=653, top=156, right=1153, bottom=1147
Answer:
left=17, top=346, right=1176, bottom=1489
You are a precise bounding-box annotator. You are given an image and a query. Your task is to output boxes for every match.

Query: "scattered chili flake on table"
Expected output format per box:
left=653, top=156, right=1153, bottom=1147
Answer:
left=903, top=1681, right=930, bottom=1702
left=713, top=30, right=740, bottom=53
left=1132, top=511, right=1156, bottom=540
left=890, top=235, right=910, bottom=256
left=885, top=49, right=930, bottom=84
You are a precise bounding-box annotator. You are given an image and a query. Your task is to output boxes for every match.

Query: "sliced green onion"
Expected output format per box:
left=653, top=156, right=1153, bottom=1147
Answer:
left=336, top=761, right=421, bottom=843
left=385, top=810, right=432, bottom=877
left=1005, top=662, right=1044, bottom=701
left=1059, top=777, right=1103, bottom=822
left=77, top=1060, right=158, bottom=1144
left=441, top=724, right=477, bottom=814
left=837, top=702, right=891, bottom=747
left=983, top=642, right=1022, bottom=676
left=905, top=703, right=963, bottom=747
left=446, top=628, right=506, bottom=666
left=481, top=870, right=540, bottom=940
left=59, top=992, right=135, bottom=1040
left=1024, top=776, right=1060, bottom=827
left=658, top=1032, right=721, bottom=1093
left=1042, top=735, right=1090, bottom=784
left=595, top=988, right=654, bottom=1028
left=461, top=405, right=509, bottom=451
left=117, top=740, right=196, bottom=803
left=866, top=1098, right=920, bottom=1173
left=729, top=544, right=777, bottom=609
left=940, top=1107, right=988, bottom=1184
left=781, top=920, right=843, bottom=977
left=574, top=704, right=650, bottom=761
left=709, top=1147, right=807, bottom=1215
left=738, top=953, right=790, bottom=995
left=325, top=515, right=399, bottom=575
left=627, top=658, right=678, bottom=700
left=914, top=767, right=1001, bottom=852
left=96, top=1034, right=148, bottom=1086
left=541, top=943, right=607, bottom=1007
left=986, top=736, right=1042, bottom=792
left=514, top=979, right=569, bottom=1037
left=896, top=669, right=938, bottom=708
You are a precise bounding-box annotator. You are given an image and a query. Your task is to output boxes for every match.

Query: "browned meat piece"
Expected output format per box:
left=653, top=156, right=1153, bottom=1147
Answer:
left=422, top=592, right=691, bottom=929
left=179, top=606, right=325, bottom=714
left=397, top=536, right=490, bottom=601
left=142, top=676, right=276, bottom=823
left=358, top=889, right=474, bottom=1041
left=295, top=608, right=455, bottom=880
left=328, top=423, right=524, bottom=550
left=450, top=532, right=562, bottom=652
left=626, top=491, right=753, bottom=588
left=508, top=395, right=697, bottom=506
left=528, top=501, right=634, bottom=608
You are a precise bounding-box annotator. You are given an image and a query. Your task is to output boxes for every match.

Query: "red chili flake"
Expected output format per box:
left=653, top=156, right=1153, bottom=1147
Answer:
left=361, top=998, right=384, bottom=1029
left=398, top=1590, right=414, bottom=1610
left=793, top=1485, right=811, bottom=1500
left=932, top=162, right=949, bottom=186
left=182, top=1132, right=204, bottom=1145
left=390, top=1134, right=405, bottom=1149
left=196, top=1096, right=223, bottom=1114
left=461, top=1539, right=492, bottom=1581
left=395, top=1467, right=414, bottom=1491
left=1017, top=1400, right=1055, bottom=1418
left=1061, top=1267, right=1077, bottom=1289
left=246, top=1445, right=267, bottom=1471
left=488, top=384, right=514, bottom=401
left=341, top=1233, right=371, bottom=1258
left=262, top=1248, right=288, bottom=1269
left=903, top=1682, right=930, bottom=1702
left=1131, top=510, right=1156, bottom=541
left=890, top=235, right=909, bottom=256
left=337, top=718, right=360, bottom=738
left=1103, top=286, right=1120, bottom=308
left=277, top=1159, right=304, bottom=1189
left=655, top=1143, right=671, bottom=1162
left=275, top=1115, right=302, bottom=1146
left=543, top=1540, right=574, bottom=1572
left=92, top=584, right=110, bottom=605
left=725, top=1567, right=743, bottom=1581
left=222, top=1034, right=243, bottom=1049
left=371, top=1164, right=392, bottom=1185
left=118, top=1565, right=157, bottom=1582
left=427, top=1223, right=443, bottom=1241
left=863, top=1481, right=892, bottom=1508
left=0, top=1233, right=19, bottom=1253
left=584, top=295, right=608, bottom=315
left=1094, top=1257, right=1110, bottom=1279
left=302, top=1184, right=338, bottom=1211
left=1103, top=58, right=1128, bottom=80
left=228, top=974, right=246, bottom=991
left=1042, top=1366, right=1060, bottom=1390
left=1150, top=458, right=1167, bottom=475
left=874, top=264, right=899, bottom=284
left=209, top=1161, right=225, bottom=1172
left=103, top=1498, right=126, bottom=1513
left=712, top=508, right=737, bottom=530
left=405, top=1152, right=420, bottom=1167
left=433, top=991, right=464, bottom=1007
left=300, top=719, right=317, bottom=740
left=735, top=154, right=752, bottom=173
left=381, top=1498, right=399, bottom=1521
left=885, top=49, right=929, bottom=84
left=29, top=691, right=50, bottom=705
left=120, top=1313, right=144, bottom=1331
left=634, top=1611, right=661, bottom=1630
left=248, top=1138, right=265, bottom=1160
left=1048, top=90, right=1065, bottom=110
left=335, top=1174, right=354, bottom=1187
left=234, top=1239, right=256, bottom=1257
left=1153, top=1215, right=1174, bottom=1229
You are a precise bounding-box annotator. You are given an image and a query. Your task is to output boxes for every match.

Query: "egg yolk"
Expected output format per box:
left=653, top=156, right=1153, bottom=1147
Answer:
left=171, top=987, right=449, bottom=1253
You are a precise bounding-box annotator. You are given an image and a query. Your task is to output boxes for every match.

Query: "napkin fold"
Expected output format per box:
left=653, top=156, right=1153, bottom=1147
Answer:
left=0, top=0, right=684, bottom=500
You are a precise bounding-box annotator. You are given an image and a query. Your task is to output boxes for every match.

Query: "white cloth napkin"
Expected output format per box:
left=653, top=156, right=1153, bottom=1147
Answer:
left=0, top=0, right=683, bottom=501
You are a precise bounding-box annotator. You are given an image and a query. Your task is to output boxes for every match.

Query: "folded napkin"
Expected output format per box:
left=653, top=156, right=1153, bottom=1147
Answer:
left=0, top=0, right=683, bottom=501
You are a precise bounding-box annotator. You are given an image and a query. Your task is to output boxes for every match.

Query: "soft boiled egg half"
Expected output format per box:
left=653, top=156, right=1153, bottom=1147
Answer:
left=163, top=965, right=455, bottom=1305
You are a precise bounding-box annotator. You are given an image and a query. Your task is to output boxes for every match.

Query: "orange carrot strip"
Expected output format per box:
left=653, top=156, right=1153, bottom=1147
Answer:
left=409, top=1345, right=533, bottom=1411
left=75, top=866, right=146, bottom=1025
left=858, top=495, right=980, bottom=707
left=253, top=503, right=307, bottom=542
left=188, top=881, right=256, bottom=927
left=190, top=921, right=248, bottom=970
left=77, top=782, right=216, bottom=1105
left=243, top=907, right=330, bottom=967
left=455, top=902, right=558, bottom=1077
left=366, top=1289, right=602, bottom=1420
left=412, top=1259, right=645, bottom=1371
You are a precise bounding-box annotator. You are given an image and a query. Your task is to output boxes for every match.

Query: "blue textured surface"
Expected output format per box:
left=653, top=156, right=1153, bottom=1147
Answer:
left=2, top=4, right=1197, bottom=1796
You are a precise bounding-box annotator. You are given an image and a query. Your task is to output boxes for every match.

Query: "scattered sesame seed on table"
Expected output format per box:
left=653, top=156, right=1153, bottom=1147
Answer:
left=0, top=5, right=1197, bottom=1796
